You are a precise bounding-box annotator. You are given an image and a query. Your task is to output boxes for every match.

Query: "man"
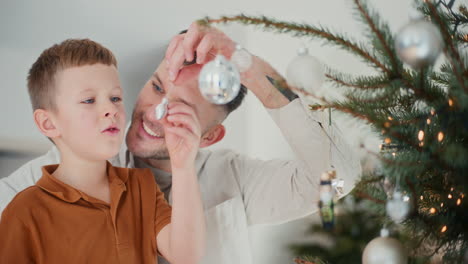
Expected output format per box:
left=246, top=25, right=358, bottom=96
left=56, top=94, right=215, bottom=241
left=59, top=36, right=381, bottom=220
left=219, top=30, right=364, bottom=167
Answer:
left=0, top=23, right=361, bottom=264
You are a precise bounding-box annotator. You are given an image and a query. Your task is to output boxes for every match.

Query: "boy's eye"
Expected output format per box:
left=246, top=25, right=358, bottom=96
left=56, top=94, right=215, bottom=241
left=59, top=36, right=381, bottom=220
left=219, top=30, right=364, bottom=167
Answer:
left=81, top=98, right=95, bottom=104
left=152, top=81, right=164, bottom=93
left=111, top=96, right=122, bottom=102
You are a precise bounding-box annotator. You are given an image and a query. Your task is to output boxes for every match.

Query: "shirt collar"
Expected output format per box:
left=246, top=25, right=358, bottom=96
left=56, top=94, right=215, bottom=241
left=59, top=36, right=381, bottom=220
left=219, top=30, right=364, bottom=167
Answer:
left=36, top=161, right=128, bottom=204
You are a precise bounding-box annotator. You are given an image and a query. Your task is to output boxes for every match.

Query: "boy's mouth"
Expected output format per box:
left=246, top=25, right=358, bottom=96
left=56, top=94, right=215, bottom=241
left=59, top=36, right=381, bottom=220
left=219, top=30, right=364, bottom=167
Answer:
left=102, top=125, right=120, bottom=135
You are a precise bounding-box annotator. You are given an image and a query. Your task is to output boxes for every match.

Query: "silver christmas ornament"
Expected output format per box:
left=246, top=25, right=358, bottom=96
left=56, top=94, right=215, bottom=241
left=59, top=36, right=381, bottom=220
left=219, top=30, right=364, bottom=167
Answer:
left=386, top=191, right=411, bottom=223
left=198, top=54, right=241, bottom=105
left=155, top=97, right=169, bottom=120
left=363, top=228, right=408, bottom=264
left=286, top=47, right=325, bottom=95
left=395, top=19, right=443, bottom=68
left=231, top=44, right=252, bottom=72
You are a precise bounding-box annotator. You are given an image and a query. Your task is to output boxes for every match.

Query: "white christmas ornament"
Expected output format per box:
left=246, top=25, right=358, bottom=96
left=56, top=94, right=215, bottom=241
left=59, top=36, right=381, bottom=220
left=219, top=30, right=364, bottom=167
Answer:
left=386, top=191, right=411, bottom=223
left=231, top=44, right=252, bottom=72
left=362, top=228, right=408, bottom=264
left=198, top=54, right=241, bottom=104
left=395, top=19, right=443, bottom=68
left=155, top=97, right=169, bottom=120
left=286, top=47, right=325, bottom=94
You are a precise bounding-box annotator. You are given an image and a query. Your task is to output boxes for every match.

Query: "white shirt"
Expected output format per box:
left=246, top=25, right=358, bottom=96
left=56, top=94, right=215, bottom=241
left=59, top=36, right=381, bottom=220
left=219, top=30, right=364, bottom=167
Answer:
left=0, top=98, right=361, bottom=264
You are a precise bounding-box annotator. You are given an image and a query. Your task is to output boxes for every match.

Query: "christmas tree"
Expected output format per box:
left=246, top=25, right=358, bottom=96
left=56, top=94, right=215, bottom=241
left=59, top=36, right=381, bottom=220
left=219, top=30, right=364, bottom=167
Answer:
left=200, top=0, right=468, bottom=262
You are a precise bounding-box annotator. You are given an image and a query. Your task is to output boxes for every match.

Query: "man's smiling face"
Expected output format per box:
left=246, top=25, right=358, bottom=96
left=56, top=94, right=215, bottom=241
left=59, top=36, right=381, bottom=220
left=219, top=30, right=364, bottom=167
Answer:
left=125, top=61, right=226, bottom=160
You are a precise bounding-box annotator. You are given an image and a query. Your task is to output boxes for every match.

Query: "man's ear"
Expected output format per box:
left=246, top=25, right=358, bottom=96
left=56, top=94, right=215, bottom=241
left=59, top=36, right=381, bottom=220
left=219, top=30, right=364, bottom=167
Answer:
left=200, top=124, right=225, bottom=148
left=33, top=109, right=60, bottom=139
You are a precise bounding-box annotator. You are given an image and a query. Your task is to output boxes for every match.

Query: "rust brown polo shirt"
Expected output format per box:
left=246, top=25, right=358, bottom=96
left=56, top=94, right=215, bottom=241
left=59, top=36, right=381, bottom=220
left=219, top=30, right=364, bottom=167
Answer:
left=0, top=162, right=172, bottom=264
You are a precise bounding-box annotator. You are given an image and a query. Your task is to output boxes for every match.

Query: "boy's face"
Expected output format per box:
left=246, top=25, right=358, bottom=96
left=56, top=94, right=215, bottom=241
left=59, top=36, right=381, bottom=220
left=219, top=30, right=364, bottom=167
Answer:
left=49, top=64, right=125, bottom=161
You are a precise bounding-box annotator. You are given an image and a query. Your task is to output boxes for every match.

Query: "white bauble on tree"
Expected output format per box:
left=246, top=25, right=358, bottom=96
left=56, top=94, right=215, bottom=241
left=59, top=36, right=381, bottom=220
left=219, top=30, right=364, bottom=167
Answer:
left=386, top=190, right=411, bottom=223
left=395, top=19, right=443, bottom=68
left=198, top=54, right=241, bottom=104
left=362, top=229, right=408, bottom=264
left=286, top=47, right=325, bottom=95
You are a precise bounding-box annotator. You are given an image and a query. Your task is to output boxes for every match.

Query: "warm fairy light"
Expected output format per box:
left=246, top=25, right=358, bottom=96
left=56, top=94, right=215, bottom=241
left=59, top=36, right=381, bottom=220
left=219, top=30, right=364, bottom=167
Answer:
left=379, top=144, right=383, bottom=150
left=448, top=194, right=453, bottom=199
left=385, top=138, right=391, bottom=144
left=430, top=109, right=436, bottom=115
left=426, top=118, right=431, bottom=125
left=418, top=130, right=425, bottom=141
left=448, top=98, right=453, bottom=107
left=420, top=195, right=424, bottom=200
left=450, top=187, right=454, bottom=191
left=384, top=122, right=391, bottom=128
left=457, top=199, right=461, bottom=206
left=403, top=195, right=410, bottom=202
left=430, top=208, right=436, bottom=214
left=419, top=142, right=424, bottom=147
left=462, top=194, right=465, bottom=198
left=388, top=116, right=393, bottom=121
left=441, top=202, right=444, bottom=207
left=381, top=129, right=386, bottom=135
left=392, top=152, right=396, bottom=157
left=438, top=132, right=444, bottom=142
left=441, top=226, right=447, bottom=233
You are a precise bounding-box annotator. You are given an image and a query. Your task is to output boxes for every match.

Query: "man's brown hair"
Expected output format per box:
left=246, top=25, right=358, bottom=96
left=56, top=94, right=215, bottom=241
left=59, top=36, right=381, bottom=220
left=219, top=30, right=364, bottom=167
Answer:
left=27, top=38, right=117, bottom=111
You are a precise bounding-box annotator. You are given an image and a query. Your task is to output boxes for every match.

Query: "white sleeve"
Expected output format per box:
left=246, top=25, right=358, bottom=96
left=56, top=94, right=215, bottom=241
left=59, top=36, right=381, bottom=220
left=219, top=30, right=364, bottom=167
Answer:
left=235, top=98, right=361, bottom=226
left=0, top=147, right=60, bottom=215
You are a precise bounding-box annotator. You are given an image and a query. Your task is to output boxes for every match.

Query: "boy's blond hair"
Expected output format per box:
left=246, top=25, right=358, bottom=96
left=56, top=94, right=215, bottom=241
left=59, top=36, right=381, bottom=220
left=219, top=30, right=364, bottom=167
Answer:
left=27, top=39, right=117, bottom=111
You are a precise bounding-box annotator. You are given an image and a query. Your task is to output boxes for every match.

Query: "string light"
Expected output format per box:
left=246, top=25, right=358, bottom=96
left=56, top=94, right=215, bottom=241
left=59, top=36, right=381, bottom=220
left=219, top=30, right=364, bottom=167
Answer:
left=392, top=152, right=396, bottom=157
left=441, top=226, right=447, bottom=233
left=430, top=208, right=436, bottom=214
left=438, top=132, right=444, bottom=142
left=384, top=122, right=391, bottom=128
left=419, top=142, right=424, bottom=147
left=418, top=130, right=425, bottom=141
left=457, top=199, right=461, bottom=206
left=430, top=109, right=436, bottom=115
left=450, top=187, right=454, bottom=191
left=420, top=195, right=424, bottom=200
left=441, top=203, right=444, bottom=207
left=385, top=138, right=391, bottom=144
left=448, top=194, right=453, bottom=199
left=379, top=144, right=383, bottom=150
left=388, top=116, right=393, bottom=121
left=448, top=98, right=453, bottom=107
left=426, top=118, right=431, bottom=125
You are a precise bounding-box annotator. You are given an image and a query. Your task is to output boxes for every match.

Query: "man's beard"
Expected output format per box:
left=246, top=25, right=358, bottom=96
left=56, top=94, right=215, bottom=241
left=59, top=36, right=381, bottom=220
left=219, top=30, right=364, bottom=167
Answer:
left=127, top=108, right=171, bottom=161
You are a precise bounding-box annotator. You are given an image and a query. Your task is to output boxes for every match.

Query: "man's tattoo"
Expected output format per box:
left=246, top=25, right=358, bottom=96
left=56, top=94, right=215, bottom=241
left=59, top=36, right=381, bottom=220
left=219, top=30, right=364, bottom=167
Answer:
left=266, top=75, right=299, bottom=101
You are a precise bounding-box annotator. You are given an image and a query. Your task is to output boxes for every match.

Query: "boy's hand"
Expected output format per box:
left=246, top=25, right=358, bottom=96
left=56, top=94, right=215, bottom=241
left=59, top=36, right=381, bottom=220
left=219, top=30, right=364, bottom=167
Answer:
left=162, top=102, right=201, bottom=169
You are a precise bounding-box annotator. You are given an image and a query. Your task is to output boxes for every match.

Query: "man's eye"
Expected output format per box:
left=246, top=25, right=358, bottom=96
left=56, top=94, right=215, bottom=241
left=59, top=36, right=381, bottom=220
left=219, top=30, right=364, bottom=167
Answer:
left=82, top=98, right=95, bottom=104
left=152, top=81, right=164, bottom=93
left=111, top=97, right=122, bottom=102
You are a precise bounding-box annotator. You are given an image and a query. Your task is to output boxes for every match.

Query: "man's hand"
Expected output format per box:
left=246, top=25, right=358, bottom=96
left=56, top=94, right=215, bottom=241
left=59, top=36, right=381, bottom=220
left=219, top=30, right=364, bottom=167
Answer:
left=165, top=22, right=236, bottom=81
left=162, top=101, right=201, bottom=169
left=166, top=21, right=291, bottom=109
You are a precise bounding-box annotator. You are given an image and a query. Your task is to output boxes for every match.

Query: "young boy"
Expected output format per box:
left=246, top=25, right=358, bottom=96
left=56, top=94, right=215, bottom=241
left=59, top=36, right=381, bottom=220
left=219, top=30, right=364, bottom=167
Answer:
left=0, top=39, right=205, bottom=263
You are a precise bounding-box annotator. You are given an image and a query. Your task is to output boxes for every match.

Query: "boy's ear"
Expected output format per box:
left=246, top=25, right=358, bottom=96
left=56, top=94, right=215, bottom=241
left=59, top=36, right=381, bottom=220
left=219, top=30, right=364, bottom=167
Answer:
left=33, top=109, right=60, bottom=139
left=200, top=124, right=225, bottom=148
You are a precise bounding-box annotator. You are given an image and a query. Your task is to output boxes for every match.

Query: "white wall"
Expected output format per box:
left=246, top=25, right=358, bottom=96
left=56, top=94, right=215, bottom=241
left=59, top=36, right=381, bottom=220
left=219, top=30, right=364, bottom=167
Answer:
left=0, top=0, right=412, bottom=263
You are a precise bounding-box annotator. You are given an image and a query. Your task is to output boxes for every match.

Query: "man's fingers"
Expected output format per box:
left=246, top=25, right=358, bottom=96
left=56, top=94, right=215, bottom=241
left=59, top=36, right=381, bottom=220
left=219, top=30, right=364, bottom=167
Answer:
left=196, top=34, right=215, bottom=64
left=167, top=42, right=186, bottom=81
left=167, top=102, right=197, bottom=119
left=165, top=34, right=183, bottom=61
left=183, top=23, right=202, bottom=62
